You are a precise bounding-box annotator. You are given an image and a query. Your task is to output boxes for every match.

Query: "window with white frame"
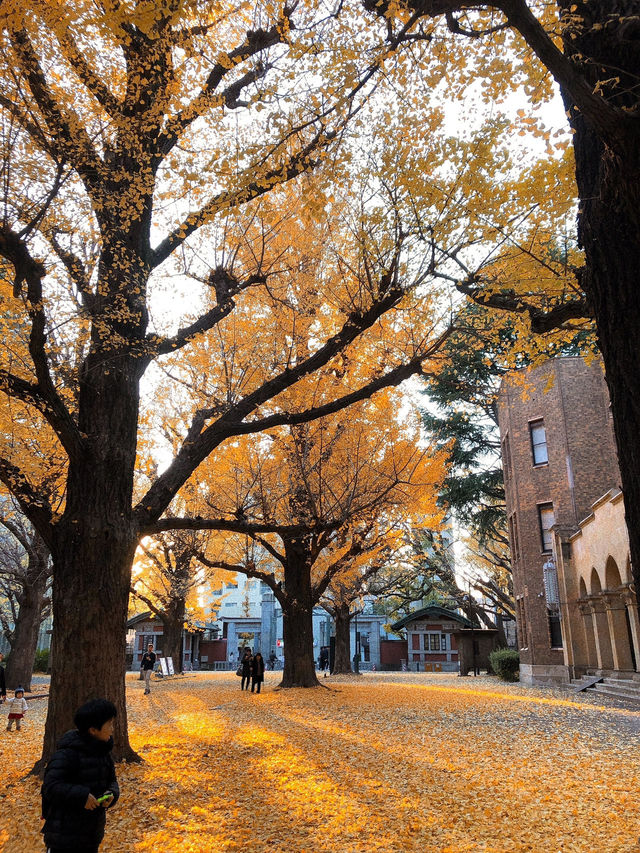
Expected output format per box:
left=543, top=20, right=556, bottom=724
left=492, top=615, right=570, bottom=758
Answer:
left=424, top=632, right=448, bottom=652
left=538, top=503, right=555, bottom=553
left=529, top=419, right=548, bottom=465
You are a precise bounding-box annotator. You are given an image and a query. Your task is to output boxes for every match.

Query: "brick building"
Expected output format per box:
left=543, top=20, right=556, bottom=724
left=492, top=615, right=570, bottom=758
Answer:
left=498, top=357, right=621, bottom=685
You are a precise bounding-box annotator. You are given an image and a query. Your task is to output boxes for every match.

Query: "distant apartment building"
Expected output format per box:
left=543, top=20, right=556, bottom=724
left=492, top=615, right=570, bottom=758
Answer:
left=497, top=357, right=623, bottom=685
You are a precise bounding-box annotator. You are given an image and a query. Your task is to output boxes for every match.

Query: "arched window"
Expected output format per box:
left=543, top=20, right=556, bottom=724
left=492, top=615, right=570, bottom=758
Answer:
left=604, top=556, right=622, bottom=590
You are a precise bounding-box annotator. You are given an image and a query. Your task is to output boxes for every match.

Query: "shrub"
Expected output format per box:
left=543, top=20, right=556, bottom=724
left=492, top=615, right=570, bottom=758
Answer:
left=489, top=648, right=520, bottom=682
left=33, top=648, right=50, bottom=673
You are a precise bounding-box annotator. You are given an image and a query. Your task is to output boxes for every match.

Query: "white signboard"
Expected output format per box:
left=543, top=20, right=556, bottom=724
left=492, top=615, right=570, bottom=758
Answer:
left=167, top=657, right=175, bottom=676
left=159, top=657, right=169, bottom=677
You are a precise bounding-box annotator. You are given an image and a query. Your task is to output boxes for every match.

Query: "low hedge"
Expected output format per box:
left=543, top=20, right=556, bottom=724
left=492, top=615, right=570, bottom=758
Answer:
left=489, top=648, right=520, bottom=681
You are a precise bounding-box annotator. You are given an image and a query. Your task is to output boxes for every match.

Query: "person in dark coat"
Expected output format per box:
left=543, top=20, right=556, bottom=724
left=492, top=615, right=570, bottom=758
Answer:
left=240, top=648, right=253, bottom=691
left=0, top=651, right=6, bottom=704
left=140, top=643, right=156, bottom=695
left=41, top=698, right=120, bottom=853
left=251, top=652, right=265, bottom=694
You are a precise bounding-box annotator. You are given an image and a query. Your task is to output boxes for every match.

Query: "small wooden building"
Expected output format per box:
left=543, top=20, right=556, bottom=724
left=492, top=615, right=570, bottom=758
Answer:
left=127, top=612, right=217, bottom=671
left=391, top=606, right=472, bottom=672
left=452, top=628, right=500, bottom=676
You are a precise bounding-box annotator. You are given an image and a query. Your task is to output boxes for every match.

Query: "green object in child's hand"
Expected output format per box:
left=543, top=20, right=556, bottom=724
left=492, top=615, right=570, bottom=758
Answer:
left=96, top=793, right=112, bottom=804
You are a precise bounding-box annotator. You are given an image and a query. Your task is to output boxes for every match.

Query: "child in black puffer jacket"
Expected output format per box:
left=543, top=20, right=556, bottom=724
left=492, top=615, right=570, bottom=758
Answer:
left=41, top=698, right=120, bottom=853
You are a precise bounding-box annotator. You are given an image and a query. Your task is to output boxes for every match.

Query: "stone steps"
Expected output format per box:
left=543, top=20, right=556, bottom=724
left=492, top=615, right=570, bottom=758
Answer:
left=571, top=674, right=640, bottom=704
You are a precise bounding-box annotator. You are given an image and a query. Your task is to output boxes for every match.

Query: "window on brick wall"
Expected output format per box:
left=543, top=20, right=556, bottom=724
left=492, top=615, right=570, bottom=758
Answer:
left=548, top=612, right=563, bottom=648
left=508, top=512, right=520, bottom=562
left=529, top=419, right=548, bottom=465
left=502, top=432, right=512, bottom=481
left=537, top=503, right=555, bottom=553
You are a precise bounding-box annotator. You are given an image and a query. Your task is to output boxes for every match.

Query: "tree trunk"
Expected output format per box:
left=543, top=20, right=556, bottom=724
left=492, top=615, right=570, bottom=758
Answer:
left=39, top=521, right=139, bottom=769
left=4, top=538, right=50, bottom=692
left=280, top=540, right=319, bottom=687
left=162, top=600, right=186, bottom=675
left=332, top=603, right=353, bottom=674
left=559, top=0, right=640, bottom=608
left=36, top=312, right=146, bottom=769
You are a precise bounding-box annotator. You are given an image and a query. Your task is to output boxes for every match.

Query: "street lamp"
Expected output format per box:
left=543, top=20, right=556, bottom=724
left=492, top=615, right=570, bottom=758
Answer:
left=353, top=609, right=361, bottom=675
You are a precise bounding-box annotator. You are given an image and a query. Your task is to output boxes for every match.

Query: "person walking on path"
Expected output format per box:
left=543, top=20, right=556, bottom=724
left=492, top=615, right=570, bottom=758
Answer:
left=41, top=698, right=120, bottom=853
left=268, top=650, right=276, bottom=671
left=7, top=686, right=27, bottom=731
left=251, top=652, right=265, bottom=694
left=319, top=647, right=329, bottom=672
left=140, top=644, right=156, bottom=695
left=240, top=648, right=253, bottom=691
left=0, top=652, right=6, bottom=705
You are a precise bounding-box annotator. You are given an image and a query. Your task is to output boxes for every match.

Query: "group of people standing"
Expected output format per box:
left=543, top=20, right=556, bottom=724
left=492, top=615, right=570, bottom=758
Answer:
left=239, top=649, right=265, bottom=693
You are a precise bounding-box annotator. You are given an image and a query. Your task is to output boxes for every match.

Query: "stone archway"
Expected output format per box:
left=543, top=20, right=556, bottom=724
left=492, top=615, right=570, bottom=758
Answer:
left=605, top=556, right=622, bottom=589
left=602, top=557, right=635, bottom=671
left=589, top=567, right=615, bottom=669
left=578, top=577, right=598, bottom=668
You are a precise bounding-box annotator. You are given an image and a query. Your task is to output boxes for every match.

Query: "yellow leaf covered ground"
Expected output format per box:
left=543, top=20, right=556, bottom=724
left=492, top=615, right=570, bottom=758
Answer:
left=2, top=672, right=640, bottom=853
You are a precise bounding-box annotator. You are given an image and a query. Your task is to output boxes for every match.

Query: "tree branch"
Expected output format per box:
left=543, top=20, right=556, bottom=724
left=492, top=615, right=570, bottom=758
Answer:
left=8, top=27, right=103, bottom=185
left=0, top=457, right=53, bottom=547
left=0, top=226, right=84, bottom=461
left=156, top=12, right=294, bottom=157
left=140, top=515, right=336, bottom=538
left=49, top=17, right=122, bottom=118
left=455, top=275, right=591, bottom=333
left=496, top=0, right=635, bottom=143
left=49, top=233, right=95, bottom=313
left=136, top=289, right=452, bottom=528
left=195, top=551, right=285, bottom=605
left=150, top=125, right=336, bottom=268
left=144, top=270, right=266, bottom=358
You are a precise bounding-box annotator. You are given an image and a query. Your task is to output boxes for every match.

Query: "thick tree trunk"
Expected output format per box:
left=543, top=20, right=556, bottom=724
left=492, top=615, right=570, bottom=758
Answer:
left=40, top=522, right=139, bottom=768
left=332, top=604, right=353, bottom=674
left=280, top=541, right=319, bottom=687
left=36, top=304, right=146, bottom=769
left=4, top=540, right=49, bottom=692
left=559, top=0, right=640, bottom=608
left=162, top=600, right=186, bottom=674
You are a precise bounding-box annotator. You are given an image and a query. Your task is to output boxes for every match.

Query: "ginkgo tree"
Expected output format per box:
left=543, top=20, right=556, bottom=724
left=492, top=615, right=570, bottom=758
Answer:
left=131, top=527, right=225, bottom=674
left=320, top=537, right=398, bottom=674
left=160, top=390, right=446, bottom=687
left=0, top=0, right=584, bottom=762
left=0, top=0, right=466, bottom=760
left=362, top=0, right=640, bottom=605
left=0, top=506, right=51, bottom=692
